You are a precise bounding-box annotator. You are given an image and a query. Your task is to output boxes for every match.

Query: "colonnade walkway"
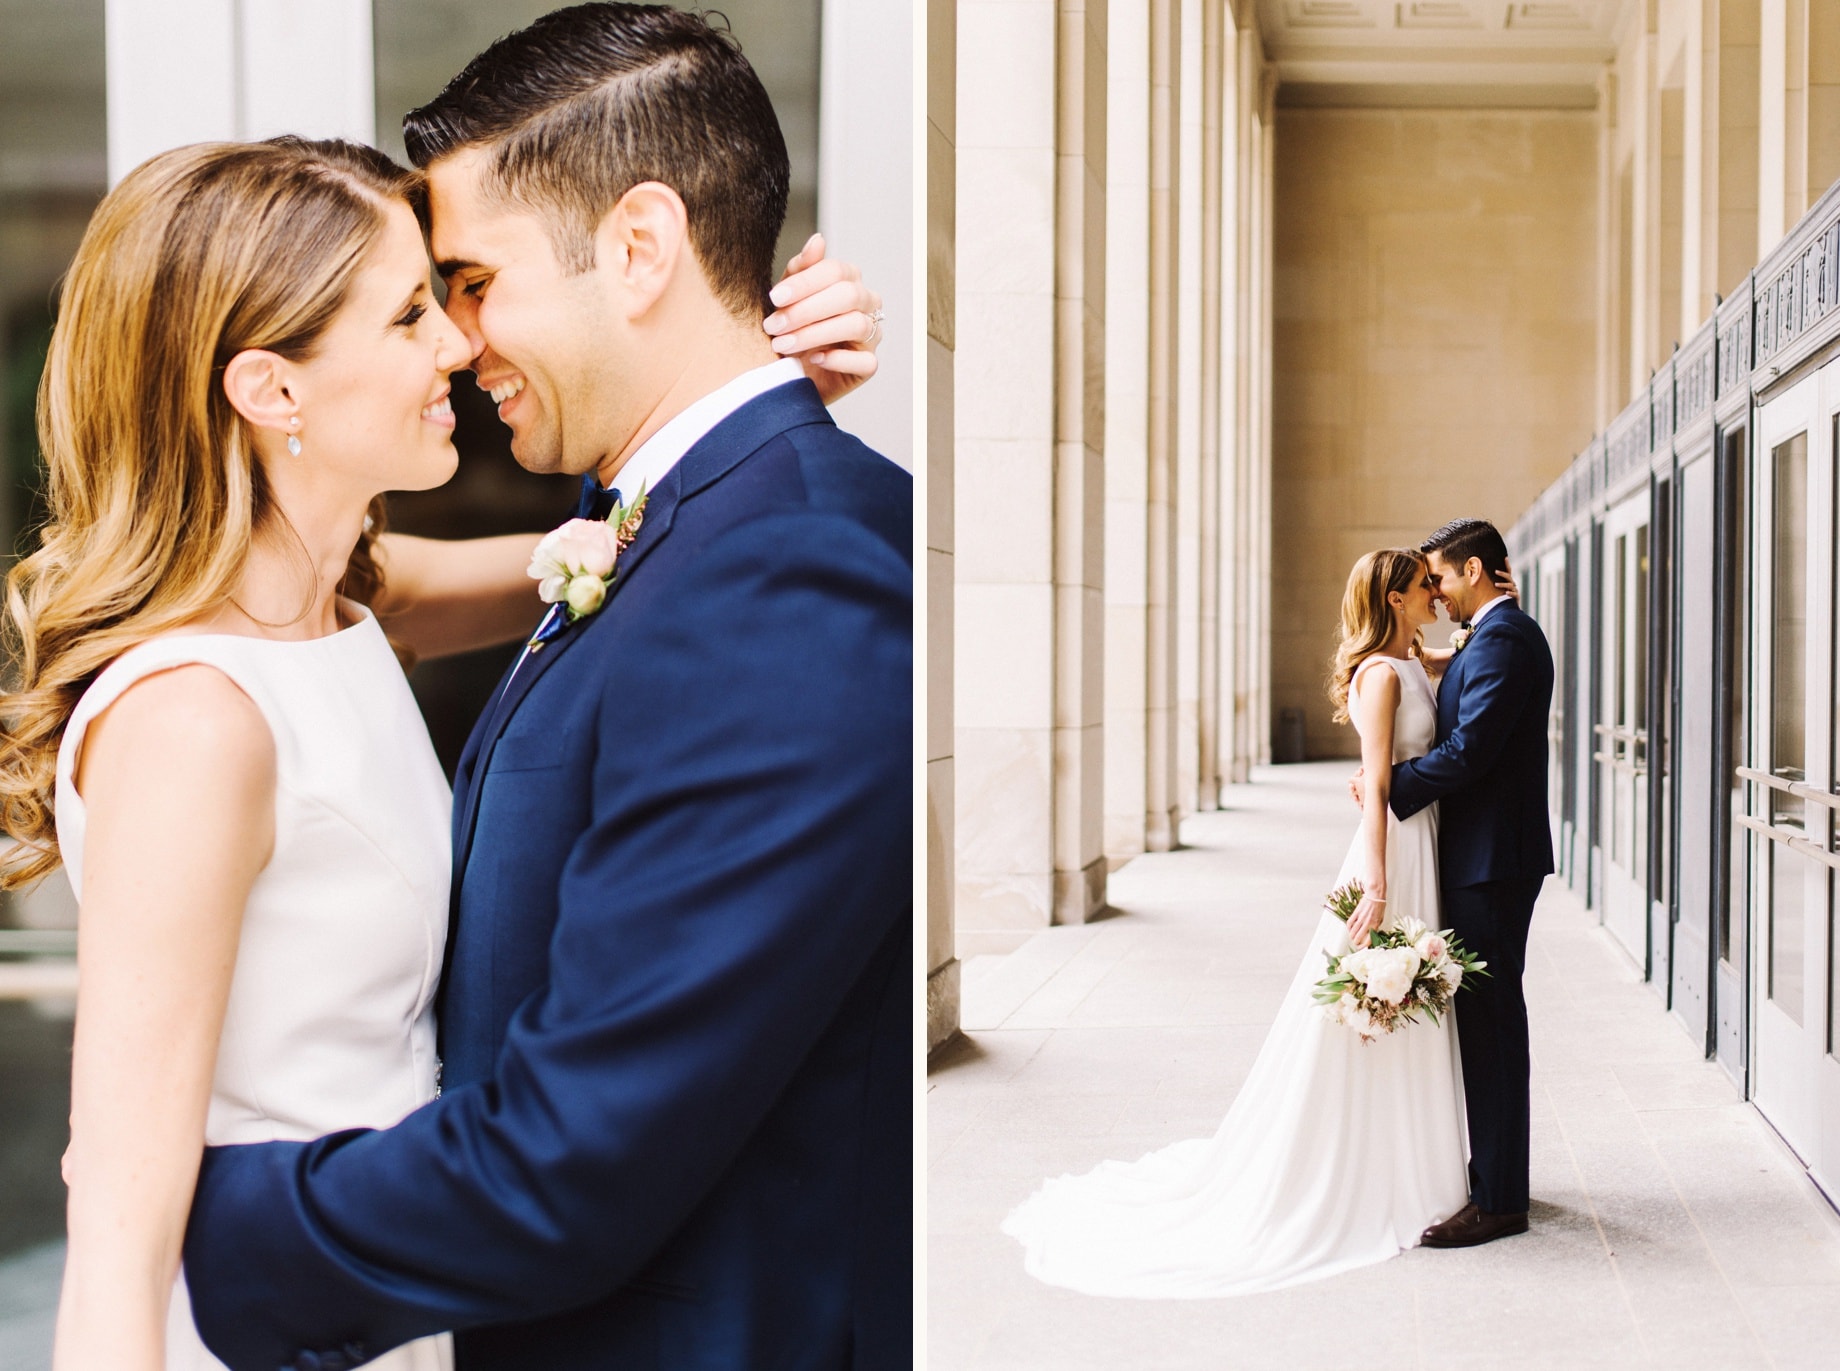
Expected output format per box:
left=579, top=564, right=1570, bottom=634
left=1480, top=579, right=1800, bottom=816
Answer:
left=928, top=762, right=1840, bottom=1371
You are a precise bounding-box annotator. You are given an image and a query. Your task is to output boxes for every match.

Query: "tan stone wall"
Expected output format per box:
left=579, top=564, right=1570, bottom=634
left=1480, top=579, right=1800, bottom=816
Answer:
left=1270, top=108, right=1598, bottom=760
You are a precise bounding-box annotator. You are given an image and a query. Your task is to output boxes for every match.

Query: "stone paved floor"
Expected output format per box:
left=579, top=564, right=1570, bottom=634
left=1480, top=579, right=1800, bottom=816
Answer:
left=928, top=762, right=1840, bottom=1371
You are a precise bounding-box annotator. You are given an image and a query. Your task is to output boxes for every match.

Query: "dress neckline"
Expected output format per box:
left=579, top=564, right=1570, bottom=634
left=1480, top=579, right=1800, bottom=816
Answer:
left=150, top=598, right=379, bottom=650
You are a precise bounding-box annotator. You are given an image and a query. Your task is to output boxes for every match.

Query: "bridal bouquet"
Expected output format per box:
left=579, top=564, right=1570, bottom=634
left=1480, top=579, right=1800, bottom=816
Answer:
left=1311, top=880, right=1488, bottom=1041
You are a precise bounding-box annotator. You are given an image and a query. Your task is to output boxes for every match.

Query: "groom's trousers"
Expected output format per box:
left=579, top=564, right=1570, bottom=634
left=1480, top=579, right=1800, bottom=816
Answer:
left=1445, top=876, right=1544, bottom=1215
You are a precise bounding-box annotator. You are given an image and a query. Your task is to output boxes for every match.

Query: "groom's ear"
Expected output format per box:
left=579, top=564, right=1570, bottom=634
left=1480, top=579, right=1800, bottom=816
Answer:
left=597, top=181, right=692, bottom=318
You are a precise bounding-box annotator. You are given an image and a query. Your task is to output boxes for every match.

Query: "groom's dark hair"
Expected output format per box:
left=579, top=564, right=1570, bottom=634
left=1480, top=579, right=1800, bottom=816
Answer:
left=1421, top=518, right=1510, bottom=579
left=403, top=3, right=791, bottom=318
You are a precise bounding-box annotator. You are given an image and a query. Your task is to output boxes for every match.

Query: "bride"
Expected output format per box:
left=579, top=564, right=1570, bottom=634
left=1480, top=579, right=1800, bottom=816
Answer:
left=0, top=136, right=877, bottom=1370
left=1002, top=547, right=1472, bottom=1297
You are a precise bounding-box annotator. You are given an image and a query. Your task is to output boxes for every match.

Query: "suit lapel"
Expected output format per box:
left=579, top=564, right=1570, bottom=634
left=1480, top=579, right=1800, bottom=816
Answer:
left=449, top=474, right=683, bottom=882
left=448, top=377, right=835, bottom=887
left=1440, top=607, right=1516, bottom=736
left=1441, top=630, right=1473, bottom=736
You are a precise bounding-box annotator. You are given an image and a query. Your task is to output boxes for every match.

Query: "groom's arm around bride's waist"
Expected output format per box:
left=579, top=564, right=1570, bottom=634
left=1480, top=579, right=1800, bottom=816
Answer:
left=180, top=510, right=914, bottom=1371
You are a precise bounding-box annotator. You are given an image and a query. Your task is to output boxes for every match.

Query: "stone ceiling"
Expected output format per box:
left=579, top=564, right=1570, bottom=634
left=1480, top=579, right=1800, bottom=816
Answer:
left=1259, top=0, right=1635, bottom=107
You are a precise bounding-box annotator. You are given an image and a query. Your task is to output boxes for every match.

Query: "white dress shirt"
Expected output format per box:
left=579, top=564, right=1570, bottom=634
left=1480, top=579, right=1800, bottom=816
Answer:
left=1468, top=593, right=1512, bottom=628
left=513, top=357, right=806, bottom=679
left=603, top=356, right=805, bottom=504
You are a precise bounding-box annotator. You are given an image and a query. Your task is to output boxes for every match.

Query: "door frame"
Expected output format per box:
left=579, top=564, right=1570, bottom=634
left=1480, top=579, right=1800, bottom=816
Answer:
left=1747, top=371, right=1834, bottom=1164
left=1596, top=489, right=1652, bottom=967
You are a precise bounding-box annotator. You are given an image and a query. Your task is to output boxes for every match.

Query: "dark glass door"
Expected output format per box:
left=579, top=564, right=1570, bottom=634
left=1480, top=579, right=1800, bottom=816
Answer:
left=1673, top=448, right=1716, bottom=1047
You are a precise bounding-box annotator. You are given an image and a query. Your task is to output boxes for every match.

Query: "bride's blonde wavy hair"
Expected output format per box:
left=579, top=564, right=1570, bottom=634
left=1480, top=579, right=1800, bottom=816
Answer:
left=0, top=136, right=423, bottom=888
left=1327, top=548, right=1427, bottom=725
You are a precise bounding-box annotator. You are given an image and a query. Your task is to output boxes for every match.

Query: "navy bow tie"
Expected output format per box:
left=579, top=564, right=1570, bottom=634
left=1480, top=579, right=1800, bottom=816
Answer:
left=577, top=476, right=622, bottom=522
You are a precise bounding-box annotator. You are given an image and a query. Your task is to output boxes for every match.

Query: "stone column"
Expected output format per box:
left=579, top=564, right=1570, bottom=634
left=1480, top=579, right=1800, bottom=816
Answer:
left=1697, top=0, right=1760, bottom=307
left=1761, top=0, right=1788, bottom=249
left=955, top=0, right=1057, bottom=941
left=1052, top=0, right=1108, bottom=923
left=1595, top=67, right=1619, bottom=429
left=926, top=0, right=958, bottom=1053
left=1195, top=0, right=1224, bottom=813
left=1630, top=13, right=1658, bottom=394
left=1174, top=0, right=1203, bottom=820
left=1769, top=0, right=1840, bottom=231
left=1222, top=16, right=1260, bottom=785
left=105, top=0, right=374, bottom=184
left=956, top=0, right=1106, bottom=934
left=1782, top=0, right=1808, bottom=225
left=1103, top=0, right=1152, bottom=867
left=1808, top=0, right=1840, bottom=203
left=1144, top=0, right=1181, bottom=850
left=1253, top=63, right=1275, bottom=768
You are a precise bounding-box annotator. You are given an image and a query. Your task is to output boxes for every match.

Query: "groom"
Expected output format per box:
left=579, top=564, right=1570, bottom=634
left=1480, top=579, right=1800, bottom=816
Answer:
left=182, top=7, right=910, bottom=1369
left=1388, top=517, right=1554, bottom=1248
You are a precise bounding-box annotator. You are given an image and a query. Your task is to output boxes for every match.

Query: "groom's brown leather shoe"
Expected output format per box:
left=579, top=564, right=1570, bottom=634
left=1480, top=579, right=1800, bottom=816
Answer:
left=1419, top=1203, right=1529, bottom=1248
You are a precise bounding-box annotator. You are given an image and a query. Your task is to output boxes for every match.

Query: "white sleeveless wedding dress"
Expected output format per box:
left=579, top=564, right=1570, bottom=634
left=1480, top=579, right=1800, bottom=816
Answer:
left=1002, top=653, right=1469, bottom=1297
left=55, top=604, right=455, bottom=1369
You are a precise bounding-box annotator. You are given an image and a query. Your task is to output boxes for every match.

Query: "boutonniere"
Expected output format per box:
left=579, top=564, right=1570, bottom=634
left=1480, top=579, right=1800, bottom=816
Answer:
left=1448, top=625, right=1472, bottom=653
left=527, top=484, right=649, bottom=632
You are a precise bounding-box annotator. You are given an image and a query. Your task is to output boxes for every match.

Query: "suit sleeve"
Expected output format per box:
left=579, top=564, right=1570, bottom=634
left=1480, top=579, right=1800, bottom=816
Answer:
left=181, top=510, right=913, bottom=1370
left=1389, top=626, right=1537, bottom=821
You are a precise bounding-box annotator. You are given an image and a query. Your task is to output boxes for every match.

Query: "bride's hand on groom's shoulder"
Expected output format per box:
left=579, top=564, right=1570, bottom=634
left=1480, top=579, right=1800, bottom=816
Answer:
left=764, top=233, right=884, bottom=405
left=1348, top=767, right=1364, bottom=808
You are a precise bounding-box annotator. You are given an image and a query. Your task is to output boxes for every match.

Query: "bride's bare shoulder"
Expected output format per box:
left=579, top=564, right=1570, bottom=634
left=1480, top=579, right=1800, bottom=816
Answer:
left=1351, top=656, right=1403, bottom=708
left=76, top=665, right=273, bottom=807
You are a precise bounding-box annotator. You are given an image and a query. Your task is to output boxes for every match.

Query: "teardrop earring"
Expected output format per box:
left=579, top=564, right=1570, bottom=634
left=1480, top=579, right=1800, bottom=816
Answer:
left=286, top=417, right=302, bottom=457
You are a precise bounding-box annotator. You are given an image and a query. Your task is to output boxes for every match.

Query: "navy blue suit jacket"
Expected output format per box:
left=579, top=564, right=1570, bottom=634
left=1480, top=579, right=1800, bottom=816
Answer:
left=182, top=380, right=913, bottom=1371
left=1389, top=601, right=1555, bottom=889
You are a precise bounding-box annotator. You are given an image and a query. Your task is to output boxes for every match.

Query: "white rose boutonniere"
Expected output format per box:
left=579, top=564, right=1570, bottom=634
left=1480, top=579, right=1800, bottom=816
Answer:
left=527, top=484, right=649, bottom=635
left=1448, top=626, right=1471, bottom=653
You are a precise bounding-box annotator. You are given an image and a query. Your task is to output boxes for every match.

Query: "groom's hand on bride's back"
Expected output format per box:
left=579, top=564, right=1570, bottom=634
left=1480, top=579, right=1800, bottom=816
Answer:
left=764, top=232, right=883, bottom=405
left=1348, top=767, right=1364, bottom=808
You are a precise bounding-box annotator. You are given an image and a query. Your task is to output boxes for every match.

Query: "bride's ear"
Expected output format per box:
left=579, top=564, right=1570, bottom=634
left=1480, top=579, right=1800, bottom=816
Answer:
left=222, top=349, right=299, bottom=437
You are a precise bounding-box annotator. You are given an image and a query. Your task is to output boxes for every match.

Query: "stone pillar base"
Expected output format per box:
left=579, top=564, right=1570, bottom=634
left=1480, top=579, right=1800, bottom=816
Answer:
left=1144, top=805, right=1181, bottom=852
left=1051, top=858, right=1109, bottom=925
left=1197, top=776, right=1221, bottom=811
left=926, top=958, right=962, bottom=1055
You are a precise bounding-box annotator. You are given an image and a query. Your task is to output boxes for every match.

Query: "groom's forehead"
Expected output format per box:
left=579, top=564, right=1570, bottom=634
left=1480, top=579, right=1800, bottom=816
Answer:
left=425, top=149, right=516, bottom=262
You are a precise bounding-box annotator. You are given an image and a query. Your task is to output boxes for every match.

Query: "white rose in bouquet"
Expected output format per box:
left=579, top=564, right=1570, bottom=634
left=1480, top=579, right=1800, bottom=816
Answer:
left=1413, top=930, right=1448, bottom=963
left=1440, top=960, right=1464, bottom=991
left=1398, top=916, right=1429, bottom=944
left=1361, top=946, right=1422, bottom=1005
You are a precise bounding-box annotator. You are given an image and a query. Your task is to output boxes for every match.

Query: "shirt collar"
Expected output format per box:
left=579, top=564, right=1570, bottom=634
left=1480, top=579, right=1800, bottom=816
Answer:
left=602, top=357, right=804, bottom=502
left=1469, top=593, right=1512, bottom=628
